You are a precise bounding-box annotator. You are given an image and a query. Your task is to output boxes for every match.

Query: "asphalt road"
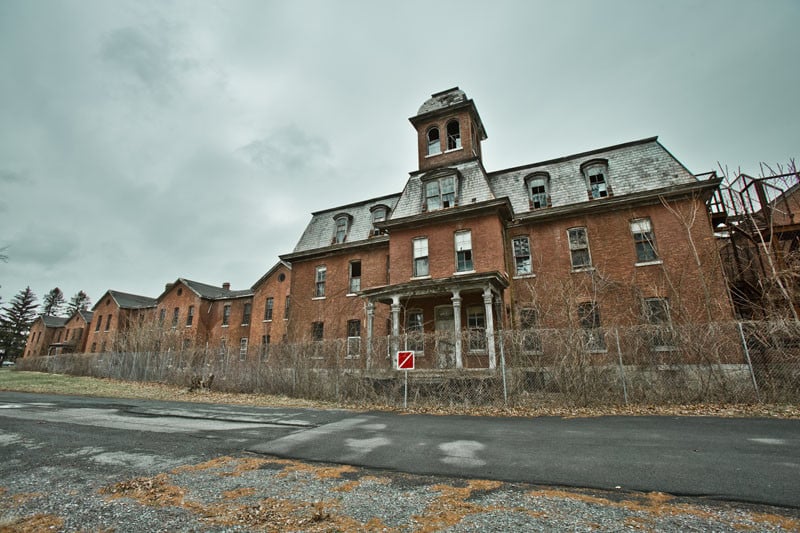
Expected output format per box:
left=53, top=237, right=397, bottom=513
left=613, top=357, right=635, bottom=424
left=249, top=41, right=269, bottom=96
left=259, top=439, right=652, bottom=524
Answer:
left=1, top=391, right=798, bottom=509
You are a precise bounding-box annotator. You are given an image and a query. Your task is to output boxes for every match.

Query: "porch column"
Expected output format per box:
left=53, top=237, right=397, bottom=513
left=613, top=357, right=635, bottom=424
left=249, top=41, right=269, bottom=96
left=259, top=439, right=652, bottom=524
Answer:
left=390, top=295, right=401, bottom=367
left=365, top=301, right=375, bottom=369
left=483, top=287, right=497, bottom=369
left=451, top=289, right=463, bottom=369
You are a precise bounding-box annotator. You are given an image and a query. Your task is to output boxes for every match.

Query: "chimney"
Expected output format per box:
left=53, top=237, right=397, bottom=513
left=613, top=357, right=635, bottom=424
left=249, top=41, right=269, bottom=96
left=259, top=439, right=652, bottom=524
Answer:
left=222, top=282, right=231, bottom=291
left=165, top=282, right=173, bottom=292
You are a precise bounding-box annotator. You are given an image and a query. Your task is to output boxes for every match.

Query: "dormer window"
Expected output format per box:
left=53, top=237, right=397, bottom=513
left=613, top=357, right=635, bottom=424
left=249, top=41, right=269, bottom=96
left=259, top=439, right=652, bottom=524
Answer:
left=581, top=159, right=611, bottom=200
left=332, top=214, right=351, bottom=244
left=425, top=175, right=456, bottom=211
left=446, top=120, right=461, bottom=150
left=525, top=172, right=550, bottom=210
left=370, top=205, right=388, bottom=236
left=427, top=127, right=441, bottom=156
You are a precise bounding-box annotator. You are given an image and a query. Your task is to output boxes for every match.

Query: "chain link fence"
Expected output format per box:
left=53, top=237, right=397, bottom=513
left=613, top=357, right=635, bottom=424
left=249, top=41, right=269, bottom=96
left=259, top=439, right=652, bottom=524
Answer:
left=16, top=320, right=800, bottom=408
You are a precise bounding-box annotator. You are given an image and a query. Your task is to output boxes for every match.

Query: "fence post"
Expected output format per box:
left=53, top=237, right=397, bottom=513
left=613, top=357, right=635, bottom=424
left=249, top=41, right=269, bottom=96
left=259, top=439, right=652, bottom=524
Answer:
left=499, top=329, right=508, bottom=406
left=615, top=328, right=629, bottom=405
left=737, top=321, right=761, bottom=403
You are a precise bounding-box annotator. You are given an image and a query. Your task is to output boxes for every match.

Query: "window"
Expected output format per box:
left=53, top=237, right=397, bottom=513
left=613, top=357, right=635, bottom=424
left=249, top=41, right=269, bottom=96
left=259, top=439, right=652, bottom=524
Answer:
left=568, top=227, right=592, bottom=269
left=100, top=341, right=106, bottom=353
left=371, top=205, right=387, bottom=235
left=333, top=214, right=350, bottom=244
left=159, top=308, right=166, bottom=326
left=172, top=307, right=179, bottom=328
left=644, top=297, right=674, bottom=350
left=413, top=238, right=429, bottom=277
left=347, top=319, right=361, bottom=357
left=264, top=297, right=274, bottom=321
left=219, top=338, right=227, bottom=356
left=315, top=266, right=326, bottom=297
left=512, top=236, right=532, bottom=275
left=578, top=302, right=605, bottom=351
left=95, top=317, right=102, bottom=332
left=183, top=338, right=191, bottom=349
left=467, top=307, right=486, bottom=351
left=349, top=261, right=361, bottom=293
left=239, top=338, right=248, bottom=360
left=222, top=304, right=231, bottom=326
left=242, top=303, right=252, bottom=325
left=406, top=310, right=424, bottom=352
left=582, top=159, right=611, bottom=199
left=91, top=342, right=96, bottom=353
left=631, top=218, right=658, bottom=263
left=526, top=173, right=549, bottom=209
left=446, top=120, right=461, bottom=150
left=261, top=335, right=270, bottom=361
left=186, top=305, right=194, bottom=326
left=105, top=315, right=112, bottom=331
left=284, top=295, right=290, bottom=319
left=520, top=308, right=542, bottom=353
left=455, top=230, right=474, bottom=272
left=427, top=127, right=440, bottom=155
left=311, top=321, right=324, bottom=342
left=425, top=176, right=456, bottom=210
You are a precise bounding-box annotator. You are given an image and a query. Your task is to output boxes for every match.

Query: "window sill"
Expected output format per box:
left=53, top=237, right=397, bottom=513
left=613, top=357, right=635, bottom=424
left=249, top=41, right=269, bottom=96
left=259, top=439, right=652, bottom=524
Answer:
left=185, top=325, right=192, bottom=328
left=588, top=349, right=608, bottom=354
left=411, top=275, right=431, bottom=281
left=571, top=266, right=595, bottom=273
left=635, top=260, right=663, bottom=267
left=444, top=147, right=463, bottom=154
left=425, top=152, right=442, bottom=158
left=263, top=319, right=272, bottom=323
left=513, top=273, right=536, bottom=280
left=221, top=325, right=229, bottom=328
left=454, top=270, right=476, bottom=276
left=346, top=293, right=358, bottom=298
left=241, top=323, right=249, bottom=327
left=311, top=296, right=326, bottom=301
left=652, top=345, right=678, bottom=352
left=344, top=355, right=360, bottom=359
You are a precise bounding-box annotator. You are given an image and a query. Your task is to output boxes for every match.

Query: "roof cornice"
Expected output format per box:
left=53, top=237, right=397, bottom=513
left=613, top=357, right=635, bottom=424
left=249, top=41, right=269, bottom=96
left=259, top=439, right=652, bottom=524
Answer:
left=280, top=235, right=390, bottom=262
left=379, top=198, right=514, bottom=231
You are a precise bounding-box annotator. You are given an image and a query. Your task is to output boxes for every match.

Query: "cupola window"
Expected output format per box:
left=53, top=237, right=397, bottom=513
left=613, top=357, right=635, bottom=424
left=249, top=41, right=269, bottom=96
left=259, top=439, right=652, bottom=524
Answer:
left=332, top=213, right=351, bottom=244
left=427, top=127, right=441, bottom=156
left=425, top=176, right=456, bottom=211
left=446, top=120, right=461, bottom=151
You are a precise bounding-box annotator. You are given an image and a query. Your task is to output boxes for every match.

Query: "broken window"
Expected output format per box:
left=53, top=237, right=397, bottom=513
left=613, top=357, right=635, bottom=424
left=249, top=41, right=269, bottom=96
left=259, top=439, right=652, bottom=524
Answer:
left=568, top=227, right=592, bottom=269
left=520, top=308, right=542, bottom=353
left=222, top=304, right=231, bottom=326
left=512, top=236, right=532, bottom=275
left=333, top=215, right=349, bottom=244
left=526, top=173, right=549, bottom=209
left=644, top=297, right=674, bottom=350
left=582, top=160, right=611, bottom=199
left=413, top=238, right=429, bottom=277
left=239, top=337, right=248, bottom=360
left=347, top=319, right=361, bottom=357
left=427, top=127, right=441, bottom=156
left=467, top=306, right=486, bottom=351
left=578, top=302, right=605, bottom=352
left=349, top=260, right=361, bottom=293
left=455, top=230, right=473, bottom=272
left=446, top=120, right=461, bottom=150
left=405, top=309, right=424, bottom=352
left=425, top=176, right=456, bottom=211
left=311, top=321, right=324, bottom=342
left=631, top=218, right=658, bottom=262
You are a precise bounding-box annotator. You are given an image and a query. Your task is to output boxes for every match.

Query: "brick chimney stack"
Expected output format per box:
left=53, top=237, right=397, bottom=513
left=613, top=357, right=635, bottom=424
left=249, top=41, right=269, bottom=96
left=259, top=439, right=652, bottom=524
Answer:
left=222, top=282, right=231, bottom=290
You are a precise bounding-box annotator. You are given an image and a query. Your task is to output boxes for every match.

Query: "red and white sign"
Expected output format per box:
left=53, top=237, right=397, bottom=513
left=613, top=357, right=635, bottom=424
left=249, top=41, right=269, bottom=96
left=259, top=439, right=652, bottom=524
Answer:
left=396, top=350, right=415, bottom=370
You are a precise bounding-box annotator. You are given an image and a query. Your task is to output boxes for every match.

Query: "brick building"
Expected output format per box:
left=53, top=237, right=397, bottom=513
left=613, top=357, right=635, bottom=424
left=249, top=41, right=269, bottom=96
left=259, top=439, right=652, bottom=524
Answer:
left=250, top=261, right=292, bottom=361
left=85, top=290, right=157, bottom=353
left=284, top=87, right=732, bottom=369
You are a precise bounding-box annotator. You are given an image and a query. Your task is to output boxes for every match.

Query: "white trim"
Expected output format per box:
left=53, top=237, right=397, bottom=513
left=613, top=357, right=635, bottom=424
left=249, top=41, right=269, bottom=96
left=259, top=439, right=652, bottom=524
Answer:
left=635, top=260, right=664, bottom=267
left=512, top=273, right=537, bottom=280
left=410, top=275, right=431, bottom=281
left=570, top=267, right=596, bottom=273
left=443, top=147, right=464, bottom=154
left=311, top=296, right=326, bottom=301
left=453, top=270, right=476, bottom=276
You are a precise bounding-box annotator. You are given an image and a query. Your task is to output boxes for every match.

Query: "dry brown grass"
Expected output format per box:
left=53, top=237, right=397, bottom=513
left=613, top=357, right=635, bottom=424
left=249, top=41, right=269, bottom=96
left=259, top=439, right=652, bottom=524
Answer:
left=0, top=513, right=64, bottom=533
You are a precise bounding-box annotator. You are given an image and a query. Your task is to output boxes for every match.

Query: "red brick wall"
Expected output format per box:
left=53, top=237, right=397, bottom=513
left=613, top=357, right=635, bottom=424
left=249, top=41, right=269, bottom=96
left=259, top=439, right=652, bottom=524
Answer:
left=251, top=264, right=292, bottom=357
left=155, top=282, right=207, bottom=348
left=416, top=108, right=482, bottom=171
left=24, top=319, right=58, bottom=357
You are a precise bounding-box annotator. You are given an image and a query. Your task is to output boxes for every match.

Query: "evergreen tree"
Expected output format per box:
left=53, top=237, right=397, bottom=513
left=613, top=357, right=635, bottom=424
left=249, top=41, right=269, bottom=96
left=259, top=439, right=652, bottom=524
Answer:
left=42, top=287, right=66, bottom=316
left=66, top=290, right=91, bottom=315
left=0, top=287, right=38, bottom=359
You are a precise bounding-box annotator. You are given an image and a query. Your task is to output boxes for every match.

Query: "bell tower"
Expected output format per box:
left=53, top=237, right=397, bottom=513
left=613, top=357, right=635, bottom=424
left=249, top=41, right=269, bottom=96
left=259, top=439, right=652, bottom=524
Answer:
left=409, top=87, right=488, bottom=172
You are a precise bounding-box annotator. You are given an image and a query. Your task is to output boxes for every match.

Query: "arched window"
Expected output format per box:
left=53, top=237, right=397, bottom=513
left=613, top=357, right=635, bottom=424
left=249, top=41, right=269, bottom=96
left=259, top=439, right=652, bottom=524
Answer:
left=581, top=159, right=611, bottom=199
left=446, top=120, right=461, bottom=150
left=370, top=204, right=388, bottom=236
left=525, top=172, right=550, bottom=210
left=427, top=127, right=441, bottom=156
left=332, top=213, right=351, bottom=244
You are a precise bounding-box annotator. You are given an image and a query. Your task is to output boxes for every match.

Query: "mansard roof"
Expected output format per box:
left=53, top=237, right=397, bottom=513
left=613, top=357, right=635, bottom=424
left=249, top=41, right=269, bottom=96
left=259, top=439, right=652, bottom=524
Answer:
left=288, top=193, right=400, bottom=255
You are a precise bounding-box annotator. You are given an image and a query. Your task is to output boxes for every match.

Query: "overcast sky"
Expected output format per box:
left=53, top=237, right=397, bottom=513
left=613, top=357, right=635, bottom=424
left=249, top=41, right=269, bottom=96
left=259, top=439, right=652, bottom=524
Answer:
left=0, top=0, right=797, bottom=310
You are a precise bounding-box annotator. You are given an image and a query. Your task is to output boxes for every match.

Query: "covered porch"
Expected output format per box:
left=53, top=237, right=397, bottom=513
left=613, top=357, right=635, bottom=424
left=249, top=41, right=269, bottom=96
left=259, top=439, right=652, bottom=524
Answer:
left=361, top=272, right=509, bottom=370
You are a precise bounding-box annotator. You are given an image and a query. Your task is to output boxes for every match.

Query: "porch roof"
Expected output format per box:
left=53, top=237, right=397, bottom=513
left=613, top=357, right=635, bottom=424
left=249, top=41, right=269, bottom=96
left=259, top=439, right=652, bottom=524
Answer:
left=360, top=271, right=509, bottom=304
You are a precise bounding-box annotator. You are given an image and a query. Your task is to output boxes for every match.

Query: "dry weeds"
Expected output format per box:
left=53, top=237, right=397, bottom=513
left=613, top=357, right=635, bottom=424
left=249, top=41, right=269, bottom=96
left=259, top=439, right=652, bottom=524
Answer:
left=0, top=513, right=64, bottom=533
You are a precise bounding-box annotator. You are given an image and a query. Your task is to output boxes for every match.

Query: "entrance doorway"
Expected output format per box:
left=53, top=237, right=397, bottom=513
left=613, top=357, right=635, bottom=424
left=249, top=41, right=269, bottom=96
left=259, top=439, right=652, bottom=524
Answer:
left=434, top=305, right=455, bottom=368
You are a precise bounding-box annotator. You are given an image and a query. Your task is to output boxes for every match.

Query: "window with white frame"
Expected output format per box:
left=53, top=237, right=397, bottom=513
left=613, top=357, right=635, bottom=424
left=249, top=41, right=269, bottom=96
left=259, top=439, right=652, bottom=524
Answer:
left=446, top=120, right=461, bottom=150
left=333, top=214, right=350, bottom=244
left=631, top=218, right=658, bottom=263
left=239, top=337, right=248, bottom=360
left=264, top=297, right=273, bottom=321
left=222, top=304, right=231, bottom=326
left=347, top=319, right=361, bottom=357
left=578, top=301, right=605, bottom=351
left=467, top=306, right=486, bottom=351
left=406, top=309, right=424, bottom=352
left=315, top=266, right=326, bottom=297
left=567, top=227, right=592, bottom=269
left=349, top=261, right=361, bottom=293
left=512, top=236, right=532, bottom=275
left=519, top=308, right=542, bottom=353
left=425, top=176, right=456, bottom=211
left=582, top=160, right=611, bottom=199
left=427, top=127, right=441, bottom=155
left=413, top=238, right=429, bottom=277
left=455, top=230, right=474, bottom=272
left=526, top=173, right=549, bottom=209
